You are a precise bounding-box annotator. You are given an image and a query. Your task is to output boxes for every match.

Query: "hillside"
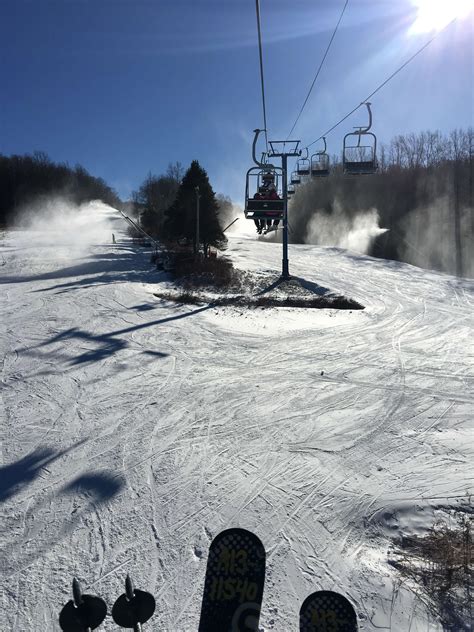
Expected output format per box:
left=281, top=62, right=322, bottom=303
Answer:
left=1, top=203, right=472, bottom=631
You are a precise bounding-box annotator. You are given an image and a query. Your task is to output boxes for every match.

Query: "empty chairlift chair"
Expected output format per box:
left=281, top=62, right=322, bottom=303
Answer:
left=343, top=102, right=378, bottom=175
left=296, top=154, right=310, bottom=177
left=310, top=137, right=330, bottom=177
left=290, top=170, right=301, bottom=185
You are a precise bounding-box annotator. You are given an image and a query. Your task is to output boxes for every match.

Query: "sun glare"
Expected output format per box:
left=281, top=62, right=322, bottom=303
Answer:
left=409, top=0, right=473, bottom=34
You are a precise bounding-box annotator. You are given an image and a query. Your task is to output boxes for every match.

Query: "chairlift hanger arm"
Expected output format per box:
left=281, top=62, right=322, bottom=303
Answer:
left=252, top=129, right=275, bottom=168
left=354, top=102, right=373, bottom=134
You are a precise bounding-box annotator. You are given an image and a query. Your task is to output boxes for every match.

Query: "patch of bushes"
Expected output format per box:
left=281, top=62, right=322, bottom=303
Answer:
left=173, top=253, right=241, bottom=289
left=154, top=254, right=365, bottom=309
left=389, top=511, right=473, bottom=630
left=154, top=291, right=363, bottom=310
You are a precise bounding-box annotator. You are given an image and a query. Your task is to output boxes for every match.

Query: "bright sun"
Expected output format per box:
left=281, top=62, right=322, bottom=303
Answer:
left=409, top=0, right=473, bottom=34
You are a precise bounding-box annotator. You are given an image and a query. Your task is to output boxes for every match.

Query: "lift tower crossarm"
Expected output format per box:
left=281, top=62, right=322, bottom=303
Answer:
left=267, top=140, right=301, bottom=158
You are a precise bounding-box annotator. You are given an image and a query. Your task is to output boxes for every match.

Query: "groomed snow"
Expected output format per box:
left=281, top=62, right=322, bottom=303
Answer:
left=1, top=203, right=472, bottom=631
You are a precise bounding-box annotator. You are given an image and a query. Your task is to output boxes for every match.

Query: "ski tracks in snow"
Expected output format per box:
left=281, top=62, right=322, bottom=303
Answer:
left=2, top=223, right=473, bottom=630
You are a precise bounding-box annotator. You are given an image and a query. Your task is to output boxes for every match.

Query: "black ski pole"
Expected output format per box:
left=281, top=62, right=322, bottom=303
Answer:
left=59, top=577, right=107, bottom=632
left=112, top=574, right=156, bottom=631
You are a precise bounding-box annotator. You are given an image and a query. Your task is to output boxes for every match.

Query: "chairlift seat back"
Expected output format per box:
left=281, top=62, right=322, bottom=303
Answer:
left=245, top=198, right=284, bottom=219
left=344, top=160, right=377, bottom=175
left=311, top=153, right=330, bottom=177
left=343, top=130, right=377, bottom=175
left=296, top=158, right=310, bottom=176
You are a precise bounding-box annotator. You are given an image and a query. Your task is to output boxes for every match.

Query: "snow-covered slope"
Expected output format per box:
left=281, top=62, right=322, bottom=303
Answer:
left=1, top=204, right=472, bottom=631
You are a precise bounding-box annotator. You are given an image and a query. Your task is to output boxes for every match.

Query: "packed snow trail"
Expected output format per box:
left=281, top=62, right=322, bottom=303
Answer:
left=1, top=204, right=472, bottom=631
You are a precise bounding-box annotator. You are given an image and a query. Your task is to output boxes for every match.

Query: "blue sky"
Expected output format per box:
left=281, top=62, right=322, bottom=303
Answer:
left=1, top=0, right=473, bottom=204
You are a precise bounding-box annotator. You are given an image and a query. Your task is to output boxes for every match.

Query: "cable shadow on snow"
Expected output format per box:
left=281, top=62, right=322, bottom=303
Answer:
left=32, top=269, right=164, bottom=294
left=1, top=246, right=155, bottom=287
left=143, top=350, right=168, bottom=358
left=131, top=302, right=160, bottom=312
left=0, top=440, right=87, bottom=503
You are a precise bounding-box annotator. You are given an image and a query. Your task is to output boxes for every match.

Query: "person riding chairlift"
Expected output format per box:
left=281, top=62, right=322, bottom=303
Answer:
left=267, top=183, right=281, bottom=229
left=253, top=186, right=267, bottom=234
left=253, top=183, right=281, bottom=231
left=266, top=183, right=280, bottom=200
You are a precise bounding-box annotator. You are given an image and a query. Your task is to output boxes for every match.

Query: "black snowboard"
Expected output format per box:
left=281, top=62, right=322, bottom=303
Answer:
left=300, top=590, right=358, bottom=631
left=198, top=528, right=266, bottom=632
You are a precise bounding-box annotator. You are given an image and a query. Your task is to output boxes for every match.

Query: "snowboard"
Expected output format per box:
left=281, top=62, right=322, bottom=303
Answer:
left=300, top=590, right=358, bottom=631
left=198, top=528, right=266, bottom=632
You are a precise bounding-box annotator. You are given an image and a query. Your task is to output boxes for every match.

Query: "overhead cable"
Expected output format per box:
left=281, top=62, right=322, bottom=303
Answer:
left=306, top=15, right=460, bottom=149
left=255, top=0, right=269, bottom=152
left=287, top=0, right=349, bottom=140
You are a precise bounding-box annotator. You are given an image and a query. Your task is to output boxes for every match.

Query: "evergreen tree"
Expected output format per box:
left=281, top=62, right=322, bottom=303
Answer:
left=134, top=172, right=179, bottom=237
left=164, top=160, right=227, bottom=254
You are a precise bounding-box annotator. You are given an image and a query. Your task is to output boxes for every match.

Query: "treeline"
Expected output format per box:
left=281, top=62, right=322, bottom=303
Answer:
left=292, top=128, right=473, bottom=277
left=0, top=152, right=121, bottom=227
left=0, top=151, right=233, bottom=257
left=132, top=160, right=232, bottom=254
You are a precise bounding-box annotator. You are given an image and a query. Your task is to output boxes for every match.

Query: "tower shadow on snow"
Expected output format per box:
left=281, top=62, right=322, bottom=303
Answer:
left=256, top=274, right=331, bottom=297
left=16, top=305, right=208, bottom=367
left=1, top=244, right=156, bottom=288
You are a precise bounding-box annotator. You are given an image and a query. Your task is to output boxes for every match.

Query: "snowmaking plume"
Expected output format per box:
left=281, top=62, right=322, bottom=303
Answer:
left=399, top=196, right=474, bottom=278
left=287, top=162, right=473, bottom=276
left=12, top=196, right=121, bottom=261
left=304, top=201, right=387, bottom=254
left=227, top=204, right=254, bottom=236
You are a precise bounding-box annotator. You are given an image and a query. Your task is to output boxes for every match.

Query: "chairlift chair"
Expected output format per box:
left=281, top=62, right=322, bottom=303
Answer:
left=244, top=166, right=285, bottom=221
left=343, top=102, right=377, bottom=175
left=290, top=171, right=301, bottom=185
left=296, top=157, right=310, bottom=176
left=343, top=138, right=377, bottom=174
left=310, top=137, right=330, bottom=177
